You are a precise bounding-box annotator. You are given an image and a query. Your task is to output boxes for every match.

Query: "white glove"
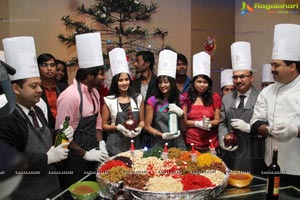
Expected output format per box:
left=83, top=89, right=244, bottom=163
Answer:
left=60, top=124, right=74, bottom=142
left=220, top=136, right=238, bottom=151
left=168, top=103, right=183, bottom=117
left=267, top=123, right=285, bottom=134
left=268, top=123, right=298, bottom=142
left=162, top=131, right=181, bottom=140
left=116, top=124, right=131, bottom=137
left=130, top=127, right=142, bottom=138
left=83, top=148, right=109, bottom=162
left=99, top=140, right=108, bottom=155
left=194, top=116, right=211, bottom=130
left=231, top=119, right=250, bottom=133
left=47, top=143, right=69, bottom=164
left=203, top=116, right=212, bottom=129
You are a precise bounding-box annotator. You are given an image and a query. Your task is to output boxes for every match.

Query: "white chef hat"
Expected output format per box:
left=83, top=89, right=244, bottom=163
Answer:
left=0, top=51, right=5, bottom=62
left=231, top=41, right=252, bottom=71
left=221, top=69, right=233, bottom=88
left=261, top=64, right=274, bottom=83
left=272, top=24, right=300, bottom=61
left=75, top=32, right=104, bottom=69
left=2, top=36, right=39, bottom=81
left=109, top=47, right=129, bottom=77
left=157, top=49, right=177, bottom=78
left=193, top=51, right=211, bottom=77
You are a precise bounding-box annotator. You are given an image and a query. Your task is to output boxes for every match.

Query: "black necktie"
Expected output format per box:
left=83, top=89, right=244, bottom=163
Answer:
left=238, top=95, right=246, bottom=109
left=28, top=110, right=39, bottom=128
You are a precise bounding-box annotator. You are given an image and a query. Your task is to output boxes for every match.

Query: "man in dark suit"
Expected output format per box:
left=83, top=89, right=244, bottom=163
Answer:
left=218, top=41, right=265, bottom=175
left=0, top=36, right=72, bottom=200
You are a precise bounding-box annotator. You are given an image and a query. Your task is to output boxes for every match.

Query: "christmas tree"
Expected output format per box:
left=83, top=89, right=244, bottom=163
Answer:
left=58, top=0, right=168, bottom=60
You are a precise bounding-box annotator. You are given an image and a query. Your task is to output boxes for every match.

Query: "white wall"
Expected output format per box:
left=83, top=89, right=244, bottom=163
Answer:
left=2, top=0, right=299, bottom=89
left=1, top=0, right=191, bottom=65
left=191, top=0, right=235, bottom=92
left=235, top=0, right=300, bottom=89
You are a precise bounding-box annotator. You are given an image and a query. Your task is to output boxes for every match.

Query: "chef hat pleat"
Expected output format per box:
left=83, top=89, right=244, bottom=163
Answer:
left=261, top=64, right=274, bottom=83
left=157, top=49, right=177, bottom=78
left=231, top=41, right=252, bottom=71
left=2, top=36, right=39, bottom=81
left=109, top=47, right=129, bottom=77
left=272, top=24, right=300, bottom=61
left=75, top=32, right=104, bottom=69
left=221, top=69, right=233, bottom=88
left=193, top=51, right=211, bottom=78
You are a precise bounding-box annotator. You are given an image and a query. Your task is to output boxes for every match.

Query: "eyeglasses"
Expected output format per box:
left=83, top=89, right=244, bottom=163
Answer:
left=232, top=74, right=251, bottom=80
left=40, top=62, right=56, bottom=68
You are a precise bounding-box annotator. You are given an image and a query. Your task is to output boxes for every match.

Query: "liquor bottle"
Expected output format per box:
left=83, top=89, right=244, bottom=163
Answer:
left=124, top=107, right=137, bottom=131
left=54, top=116, right=70, bottom=148
left=266, top=146, right=280, bottom=200
left=168, top=110, right=179, bottom=134
left=112, top=181, right=131, bottom=200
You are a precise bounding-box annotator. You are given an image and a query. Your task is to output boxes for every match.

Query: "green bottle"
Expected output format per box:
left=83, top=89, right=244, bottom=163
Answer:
left=54, top=116, right=70, bottom=148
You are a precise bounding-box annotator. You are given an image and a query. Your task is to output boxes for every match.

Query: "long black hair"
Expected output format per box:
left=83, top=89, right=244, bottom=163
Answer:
left=188, top=74, right=213, bottom=106
left=154, top=75, right=181, bottom=106
left=56, top=59, right=68, bottom=85
left=108, top=73, right=139, bottom=102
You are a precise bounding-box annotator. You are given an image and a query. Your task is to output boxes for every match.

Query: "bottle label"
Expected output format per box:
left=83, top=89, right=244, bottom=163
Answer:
left=61, top=139, right=69, bottom=149
left=168, top=112, right=178, bottom=134
left=273, top=176, right=280, bottom=196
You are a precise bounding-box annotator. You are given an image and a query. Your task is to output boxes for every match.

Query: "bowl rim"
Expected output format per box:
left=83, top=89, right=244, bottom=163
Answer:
left=229, top=172, right=253, bottom=181
left=69, top=181, right=100, bottom=195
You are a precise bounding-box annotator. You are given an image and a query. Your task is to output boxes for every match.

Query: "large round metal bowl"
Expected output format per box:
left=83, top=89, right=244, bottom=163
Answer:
left=96, top=150, right=229, bottom=200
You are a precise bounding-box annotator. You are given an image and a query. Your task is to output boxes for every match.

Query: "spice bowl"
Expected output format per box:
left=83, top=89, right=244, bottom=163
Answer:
left=228, top=172, right=253, bottom=188
left=69, top=181, right=100, bottom=200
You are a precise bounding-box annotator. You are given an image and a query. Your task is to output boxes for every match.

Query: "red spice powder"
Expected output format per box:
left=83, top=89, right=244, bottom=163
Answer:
left=147, top=163, right=155, bottom=177
left=98, top=160, right=128, bottom=173
left=181, top=174, right=215, bottom=191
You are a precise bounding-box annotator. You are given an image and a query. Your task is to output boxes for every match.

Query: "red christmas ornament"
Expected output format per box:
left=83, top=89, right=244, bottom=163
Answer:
left=203, top=35, right=217, bottom=60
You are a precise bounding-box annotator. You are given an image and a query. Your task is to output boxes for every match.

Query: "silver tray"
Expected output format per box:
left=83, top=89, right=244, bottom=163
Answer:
left=96, top=152, right=229, bottom=200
